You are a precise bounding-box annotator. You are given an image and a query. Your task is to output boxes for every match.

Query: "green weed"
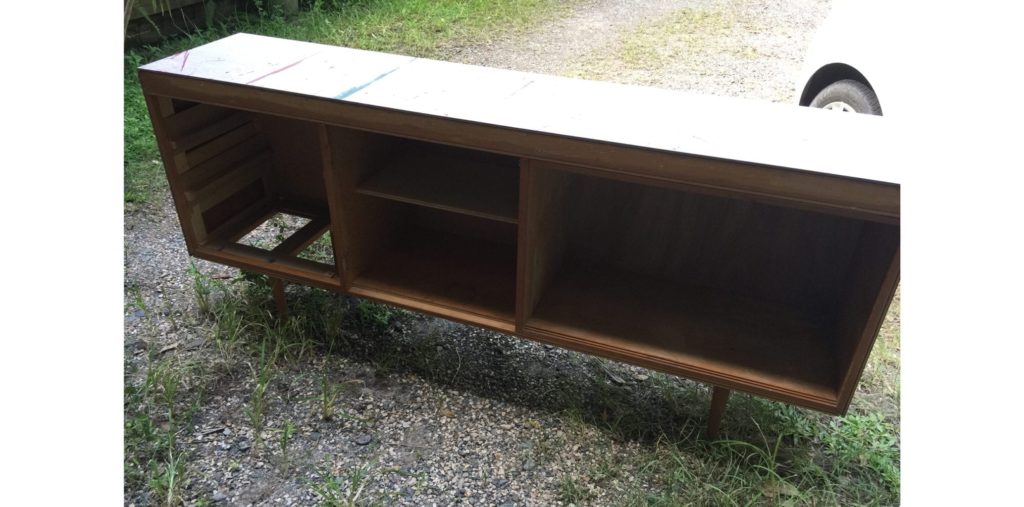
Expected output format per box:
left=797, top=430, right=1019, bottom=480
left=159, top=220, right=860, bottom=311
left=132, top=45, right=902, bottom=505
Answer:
left=188, top=261, right=213, bottom=314
left=124, top=357, right=200, bottom=506
left=127, top=285, right=158, bottom=337
left=313, top=460, right=379, bottom=507
left=279, top=419, right=297, bottom=465
left=558, top=475, right=593, bottom=504
left=298, top=232, right=336, bottom=264
left=246, top=342, right=276, bottom=451
left=211, top=294, right=246, bottom=354
left=158, top=362, right=180, bottom=421
left=822, top=413, right=900, bottom=495
left=149, top=446, right=186, bottom=506
left=590, top=445, right=623, bottom=484
left=353, top=299, right=393, bottom=335
left=321, top=374, right=336, bottom=421
left=609, top=399, right=899, bottom=505
left=303, top=375, right=366, bottom=424
left=313, top=475, right=348, bottom=506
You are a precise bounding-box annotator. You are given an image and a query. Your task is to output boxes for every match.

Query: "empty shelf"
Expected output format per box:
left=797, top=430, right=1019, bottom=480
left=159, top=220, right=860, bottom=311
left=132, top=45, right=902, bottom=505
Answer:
left=351, top=227, right=517, bottom=332
left=357, top=144, right=519, bottom=224
left=525, top=265, right=840, bottom=403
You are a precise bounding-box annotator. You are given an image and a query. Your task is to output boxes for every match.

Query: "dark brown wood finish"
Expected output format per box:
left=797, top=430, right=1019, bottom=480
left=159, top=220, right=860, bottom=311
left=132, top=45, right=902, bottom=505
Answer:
left=272, top=278, right=289, bottom=320
left=356, top=140, right=520, bottom=224
left=320, top=126, right=405, bottom=288
left=254, top=113, right=329, bottom=206
left=351, top=223, right=517, bottom=333
left=707, top=387, right=732, bottom=439
left=145, top=98, right=342, bottom=290
left=831, top=222, right=901, bottom=412
left=139, top=34, right=900, bottom=422
left=515, top=160, right=571, bottom=328
left=524, top=266, right=839, bottom=410
left=144, top=94, right=203, bottom=250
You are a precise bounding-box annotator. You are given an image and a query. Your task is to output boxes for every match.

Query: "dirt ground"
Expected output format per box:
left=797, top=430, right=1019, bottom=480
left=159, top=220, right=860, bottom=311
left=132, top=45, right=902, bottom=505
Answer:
left=125, top=1, right=902, bottom=506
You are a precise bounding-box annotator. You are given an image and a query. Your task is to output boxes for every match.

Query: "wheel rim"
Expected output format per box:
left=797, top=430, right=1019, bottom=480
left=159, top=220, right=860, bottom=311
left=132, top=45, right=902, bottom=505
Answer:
left=821, top=101, right=857, bottom=112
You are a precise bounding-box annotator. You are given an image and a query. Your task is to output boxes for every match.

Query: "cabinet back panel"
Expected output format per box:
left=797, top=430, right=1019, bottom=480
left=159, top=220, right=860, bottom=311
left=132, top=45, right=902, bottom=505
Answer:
left=409, top=206, right=517, bottom=247
left=256, top=113, right=328, bottom=207
left=562, top=173, right=864, bottom=324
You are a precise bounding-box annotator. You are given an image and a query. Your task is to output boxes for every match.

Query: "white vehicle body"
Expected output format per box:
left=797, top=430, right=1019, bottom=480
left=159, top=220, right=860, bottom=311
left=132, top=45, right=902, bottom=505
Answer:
left=796, top=0, right=897, bottom=116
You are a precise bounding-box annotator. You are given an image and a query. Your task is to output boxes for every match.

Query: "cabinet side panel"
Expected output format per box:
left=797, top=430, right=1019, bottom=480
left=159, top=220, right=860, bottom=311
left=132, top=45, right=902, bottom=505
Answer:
left=831, top=222, right=900, bottom=412
left=517, top=160, right=571, bottom=325
left=322, top=126, right=402, bottom=287
left=143, top=93, right=202, bottom=249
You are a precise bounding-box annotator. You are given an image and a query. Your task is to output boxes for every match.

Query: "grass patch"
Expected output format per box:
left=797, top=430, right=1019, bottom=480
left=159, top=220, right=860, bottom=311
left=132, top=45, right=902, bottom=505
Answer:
left=124, top=50, right=165, bottom=204
left=558, top=296, right=902, bottom=505
left=540, top=290, right=901, bottom=505
left=313, top=460, right=379, bottom=506
left=558, top=474, right=595, bottom=504
left=141, top=266, right=899, bottom=505
left=297, top=231, right=336, bottom=264
left=619, top=9, right=734, bottom=70
left=127, top=265, right=384, bottom=503
left=124, top=355, right=205, bottom=505
left=565, top=6, right=758, bottom=85
left=124, top=0, right=572, bottom=205
left=606, top=407, right=898, bottom=505
left=245, top=340, right=276, bottom=451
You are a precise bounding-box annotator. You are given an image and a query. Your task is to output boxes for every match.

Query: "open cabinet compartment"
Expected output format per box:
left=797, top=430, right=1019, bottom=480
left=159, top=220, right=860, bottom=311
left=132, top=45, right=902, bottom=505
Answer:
left=152, top=98, right=339, bottom=289
left=323, top=126, right=520, bottom=332
left=518, top=161, right=899, bottom=411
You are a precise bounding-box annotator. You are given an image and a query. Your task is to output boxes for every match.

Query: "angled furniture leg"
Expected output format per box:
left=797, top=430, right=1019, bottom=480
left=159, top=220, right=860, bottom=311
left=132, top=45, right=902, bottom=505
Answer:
left=272, top=278, right=288, bottom=321
left=707, top=386, right=731, bottom=439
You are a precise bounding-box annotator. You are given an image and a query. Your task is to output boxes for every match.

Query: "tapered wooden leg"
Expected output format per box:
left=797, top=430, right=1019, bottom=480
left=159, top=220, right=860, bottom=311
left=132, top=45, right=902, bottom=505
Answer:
left=272, top=278, right=288, bottom=321
left=707, top=386, right=731, bottom=439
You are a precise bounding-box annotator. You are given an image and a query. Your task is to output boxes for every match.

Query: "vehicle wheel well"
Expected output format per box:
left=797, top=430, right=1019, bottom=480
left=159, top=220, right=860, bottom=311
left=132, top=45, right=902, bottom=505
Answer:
left=800, top=63, right=875, bottom=107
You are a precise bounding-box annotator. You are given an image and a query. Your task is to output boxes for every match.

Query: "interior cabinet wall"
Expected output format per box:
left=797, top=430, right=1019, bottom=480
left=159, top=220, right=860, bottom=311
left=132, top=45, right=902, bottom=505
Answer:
left=556, top=169, right=866, bottom=323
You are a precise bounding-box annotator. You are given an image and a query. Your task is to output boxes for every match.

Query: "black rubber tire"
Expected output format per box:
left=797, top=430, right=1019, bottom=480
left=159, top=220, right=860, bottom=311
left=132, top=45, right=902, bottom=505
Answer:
left=809, top=79, right=882, bottom=115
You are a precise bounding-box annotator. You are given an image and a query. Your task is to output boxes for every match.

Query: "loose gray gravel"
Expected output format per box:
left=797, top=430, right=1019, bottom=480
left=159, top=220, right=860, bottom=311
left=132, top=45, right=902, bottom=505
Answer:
left=452, top=0, right=830, bottom=102
left=125, top=1, right=832, bottom=505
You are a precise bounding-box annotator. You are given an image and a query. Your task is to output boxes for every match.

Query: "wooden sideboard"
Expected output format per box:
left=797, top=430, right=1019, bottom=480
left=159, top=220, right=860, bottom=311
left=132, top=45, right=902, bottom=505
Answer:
left=139, top=33, right=900, bottom=436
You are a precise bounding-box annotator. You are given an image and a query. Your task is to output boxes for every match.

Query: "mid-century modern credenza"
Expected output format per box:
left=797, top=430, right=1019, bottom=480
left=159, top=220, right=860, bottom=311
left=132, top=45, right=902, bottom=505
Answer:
left=139, top=33, right=900, bottom=437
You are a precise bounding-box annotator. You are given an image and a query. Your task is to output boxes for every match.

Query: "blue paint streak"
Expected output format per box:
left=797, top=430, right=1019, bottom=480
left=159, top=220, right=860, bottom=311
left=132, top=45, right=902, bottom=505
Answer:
left=334, top=58, right=416, bottom=100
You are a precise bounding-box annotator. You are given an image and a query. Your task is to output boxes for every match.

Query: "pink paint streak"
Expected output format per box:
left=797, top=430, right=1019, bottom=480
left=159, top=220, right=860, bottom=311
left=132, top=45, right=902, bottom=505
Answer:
left=245, top=52, right=321, bottom=85
left=179, top=51, right=190, bottom=72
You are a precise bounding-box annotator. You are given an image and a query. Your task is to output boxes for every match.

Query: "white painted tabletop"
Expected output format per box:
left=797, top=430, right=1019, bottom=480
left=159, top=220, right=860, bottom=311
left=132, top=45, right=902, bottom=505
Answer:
left=142, top=33, right=900, bottom=185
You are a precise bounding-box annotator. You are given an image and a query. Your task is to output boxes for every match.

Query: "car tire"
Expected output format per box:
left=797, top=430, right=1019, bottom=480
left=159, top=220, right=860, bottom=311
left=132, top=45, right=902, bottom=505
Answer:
left=809, top=79, right=882, bottom=115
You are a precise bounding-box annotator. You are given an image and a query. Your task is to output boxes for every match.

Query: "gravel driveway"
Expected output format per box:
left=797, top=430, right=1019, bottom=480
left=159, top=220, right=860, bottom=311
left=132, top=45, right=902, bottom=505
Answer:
left=125, top=1, right=835, bottom=505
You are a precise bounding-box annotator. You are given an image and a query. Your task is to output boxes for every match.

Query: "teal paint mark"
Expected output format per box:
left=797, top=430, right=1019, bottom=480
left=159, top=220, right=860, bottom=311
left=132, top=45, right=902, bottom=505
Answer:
left=335, top=58, right=416, bottom=100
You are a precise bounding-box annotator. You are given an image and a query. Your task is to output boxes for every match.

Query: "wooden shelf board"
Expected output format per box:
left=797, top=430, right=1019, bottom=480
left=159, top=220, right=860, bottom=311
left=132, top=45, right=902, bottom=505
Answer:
left=351, top=227, right=517, bottom=332
left=196, top=246, right=341, bottom=291
left=356, top=146, right=519, bottom=224
left=526, top=266, right=840, bottom=405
